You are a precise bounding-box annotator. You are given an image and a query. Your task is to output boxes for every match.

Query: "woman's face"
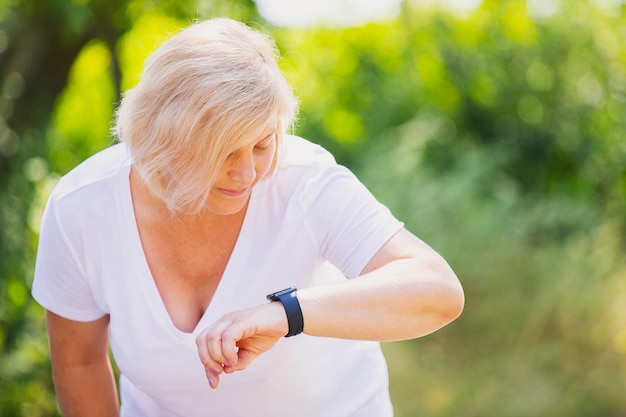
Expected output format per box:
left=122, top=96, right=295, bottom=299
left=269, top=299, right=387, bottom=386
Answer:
left=205, top=128, right=277, bottom=216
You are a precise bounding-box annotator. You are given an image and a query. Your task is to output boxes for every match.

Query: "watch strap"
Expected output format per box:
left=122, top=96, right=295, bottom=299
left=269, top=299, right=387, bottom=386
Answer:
left=266, top=287, right=304, bottom=337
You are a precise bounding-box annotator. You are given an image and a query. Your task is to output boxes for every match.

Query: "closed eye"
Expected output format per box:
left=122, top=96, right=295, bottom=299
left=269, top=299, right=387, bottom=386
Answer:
left=255, top=133, right=276, bottom=151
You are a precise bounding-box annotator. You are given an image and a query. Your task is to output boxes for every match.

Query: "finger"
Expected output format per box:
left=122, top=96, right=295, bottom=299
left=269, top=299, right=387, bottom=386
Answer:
left=196, top=333, right=224, bottom=371
left=230, top=347, right=257, bottom=372
left=205, top=366, right=221, bottom=389
left=203, top=317, right=237, bottom=367
left=214, top=315, right=254, bottom=370
left=219, top=328, right=243, bottom=371
left=195, top=333, right=225, bottom=387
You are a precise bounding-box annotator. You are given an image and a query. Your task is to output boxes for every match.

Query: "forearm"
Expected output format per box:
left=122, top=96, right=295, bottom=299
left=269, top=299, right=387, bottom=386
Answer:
left=195, top=230, right=463, bottom=387
left=52, top=359, right=119, bottom=417
left=298, top=257, right=464, bottom=341
left=46, top=311, right=119, bottom=416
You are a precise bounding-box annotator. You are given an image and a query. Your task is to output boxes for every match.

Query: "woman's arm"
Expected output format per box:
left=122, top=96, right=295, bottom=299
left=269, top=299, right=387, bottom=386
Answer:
left=196, top=228, right=464, bottom=388
left=298, top=228, right=464, bottom=340
left=46, top=311, right=119, bottom=417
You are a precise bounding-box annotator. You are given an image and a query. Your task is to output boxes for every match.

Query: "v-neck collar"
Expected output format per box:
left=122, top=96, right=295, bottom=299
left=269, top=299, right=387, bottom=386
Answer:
left=123, top=164, right=260, bottom=339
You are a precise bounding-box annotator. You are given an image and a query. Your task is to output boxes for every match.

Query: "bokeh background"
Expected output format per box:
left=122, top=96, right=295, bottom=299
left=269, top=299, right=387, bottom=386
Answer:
left=1, top=0, right=625, bottom=415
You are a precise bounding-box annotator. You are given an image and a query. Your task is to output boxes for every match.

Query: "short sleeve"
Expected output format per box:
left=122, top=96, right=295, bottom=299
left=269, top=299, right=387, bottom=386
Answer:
left=31, top=193, right=105, bottom=322
left=301, top=163, right=404, bottom=278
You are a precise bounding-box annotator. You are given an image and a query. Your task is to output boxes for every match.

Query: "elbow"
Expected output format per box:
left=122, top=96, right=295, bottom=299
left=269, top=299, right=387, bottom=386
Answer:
left=430, top=255, right=464, bottom=326
left=416, top=266, right=465, bottom=336
left=431, top=260, right=464, bottom=327
left=401, top=279, right=464, bottom=341
left=415, top=281, right=463, bottom=339
left=443, top=279, right=465, bottom=324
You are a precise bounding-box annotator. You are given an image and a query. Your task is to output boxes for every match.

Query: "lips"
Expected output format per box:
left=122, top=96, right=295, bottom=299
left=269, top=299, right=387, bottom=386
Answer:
left=217, top=186, right=249, bottom=197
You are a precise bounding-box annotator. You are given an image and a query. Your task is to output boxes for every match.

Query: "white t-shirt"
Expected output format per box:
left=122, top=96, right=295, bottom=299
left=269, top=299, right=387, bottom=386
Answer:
left=32, top=135, right=404, bottom=417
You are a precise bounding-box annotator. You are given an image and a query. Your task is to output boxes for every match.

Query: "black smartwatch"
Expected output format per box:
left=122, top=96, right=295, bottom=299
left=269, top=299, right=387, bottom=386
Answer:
left=266, top=286, right=304, bottom=337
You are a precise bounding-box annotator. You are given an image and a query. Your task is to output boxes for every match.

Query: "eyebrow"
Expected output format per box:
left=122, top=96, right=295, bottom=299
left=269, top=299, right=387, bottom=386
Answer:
left=258, top=131, right=277, bottom=142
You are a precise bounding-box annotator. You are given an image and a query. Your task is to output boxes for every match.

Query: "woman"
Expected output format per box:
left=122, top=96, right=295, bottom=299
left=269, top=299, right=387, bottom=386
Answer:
left=32, top=18, right=464, bottom=417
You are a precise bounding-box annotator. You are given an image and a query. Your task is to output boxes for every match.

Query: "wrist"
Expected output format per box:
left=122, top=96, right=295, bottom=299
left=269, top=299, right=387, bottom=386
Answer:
left=266, top=287, right=304, bottom=337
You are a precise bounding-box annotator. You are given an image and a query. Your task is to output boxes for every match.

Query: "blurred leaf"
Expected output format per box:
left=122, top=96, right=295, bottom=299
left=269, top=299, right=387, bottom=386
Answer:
left=117, top=12, right=186, bottom=92
left=49, top=39, right=116, bottom=173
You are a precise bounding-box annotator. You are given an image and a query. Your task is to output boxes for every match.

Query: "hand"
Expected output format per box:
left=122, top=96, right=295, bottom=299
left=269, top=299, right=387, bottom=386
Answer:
left=195, top=302, right=288, bottom=389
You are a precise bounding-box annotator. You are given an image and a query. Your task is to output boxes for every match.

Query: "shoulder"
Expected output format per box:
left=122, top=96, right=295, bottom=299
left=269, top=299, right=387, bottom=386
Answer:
left=45, top=143, right=131, bottom=229
left=261, top=135, right=361, bottom=208
left=266, top=135, right=347, bottom=196
left=278, top=134, right=337, bottom=169
left=50, top=143, right=131, bottom=203
left=274, top=134, right=352, bottom=186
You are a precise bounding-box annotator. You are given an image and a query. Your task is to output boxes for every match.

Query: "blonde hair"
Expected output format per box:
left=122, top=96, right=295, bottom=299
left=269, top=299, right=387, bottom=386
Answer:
left=113, top=18, right=298, bottom=213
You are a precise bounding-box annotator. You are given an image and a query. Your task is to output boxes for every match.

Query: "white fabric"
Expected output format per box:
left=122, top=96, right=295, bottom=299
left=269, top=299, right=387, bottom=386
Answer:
left=32, top=135, right=404, bottom=417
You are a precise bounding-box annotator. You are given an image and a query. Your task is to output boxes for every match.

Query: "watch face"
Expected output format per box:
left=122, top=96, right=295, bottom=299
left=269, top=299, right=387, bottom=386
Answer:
left=267, top=286, right=297, bottom=300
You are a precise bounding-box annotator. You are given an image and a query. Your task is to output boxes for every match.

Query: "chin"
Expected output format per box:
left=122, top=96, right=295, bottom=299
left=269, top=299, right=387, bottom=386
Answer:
left=204, top=201, right=248, bottom=217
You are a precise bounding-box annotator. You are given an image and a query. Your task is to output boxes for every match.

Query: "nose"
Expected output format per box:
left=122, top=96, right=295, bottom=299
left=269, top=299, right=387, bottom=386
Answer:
left=227, top=149, right=256, bottom=184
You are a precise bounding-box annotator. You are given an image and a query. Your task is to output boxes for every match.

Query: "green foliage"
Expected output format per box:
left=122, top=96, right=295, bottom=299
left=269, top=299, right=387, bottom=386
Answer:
left=48, top=40, right=116, bottom=173
left=1, top=0, right=625, bottom=415
left=364, top=137, right=625, bottom=416
left=116, top=12, right=186, bottom=90
left=279, top=1, right=626, bottom=233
